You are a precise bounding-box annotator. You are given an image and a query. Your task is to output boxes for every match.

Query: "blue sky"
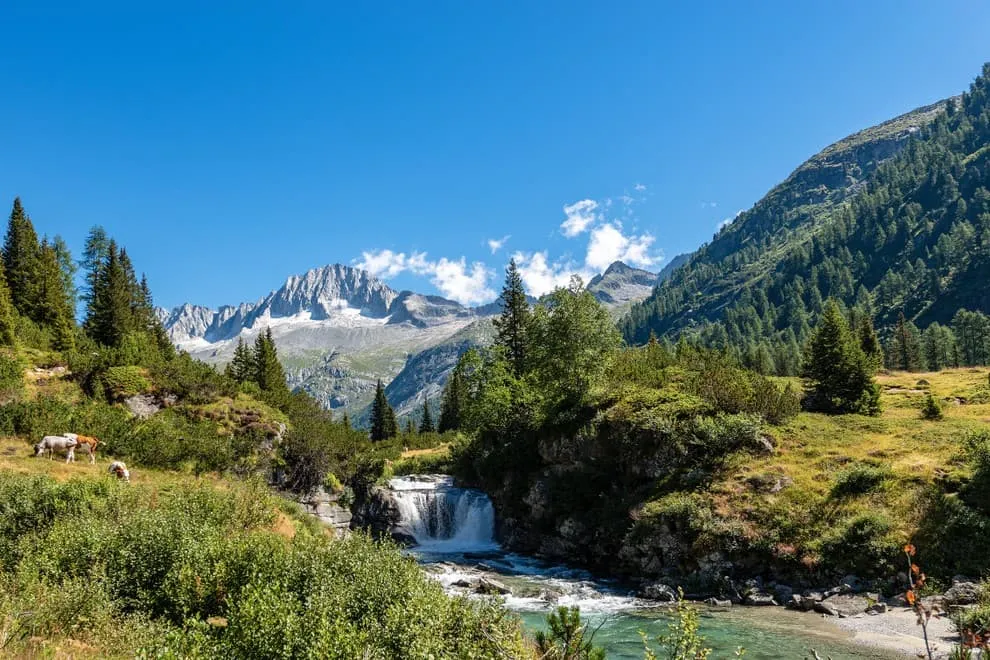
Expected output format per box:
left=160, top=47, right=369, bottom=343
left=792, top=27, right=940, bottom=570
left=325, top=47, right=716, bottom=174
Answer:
left=1, top=2, right=988, bottom=309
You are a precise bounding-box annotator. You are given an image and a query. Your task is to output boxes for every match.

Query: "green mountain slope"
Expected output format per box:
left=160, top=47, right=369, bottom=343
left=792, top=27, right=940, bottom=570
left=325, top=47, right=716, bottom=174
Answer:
left=622, top=63, right=990, bottom=373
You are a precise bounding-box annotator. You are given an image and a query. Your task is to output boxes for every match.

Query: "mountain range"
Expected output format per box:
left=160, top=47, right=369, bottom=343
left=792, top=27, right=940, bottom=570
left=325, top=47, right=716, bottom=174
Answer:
left=159, top=260, right=660, bottom=418
left=622, top=63, right=990, bottom=375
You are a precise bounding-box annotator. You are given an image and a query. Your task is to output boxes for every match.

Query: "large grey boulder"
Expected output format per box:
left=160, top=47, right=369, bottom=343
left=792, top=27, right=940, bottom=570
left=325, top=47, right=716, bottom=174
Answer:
left=944, top=579, right=981, bottom=606
left=638, top=582, right=678, bottom=602
left=814, top=594, right=870, bottom=617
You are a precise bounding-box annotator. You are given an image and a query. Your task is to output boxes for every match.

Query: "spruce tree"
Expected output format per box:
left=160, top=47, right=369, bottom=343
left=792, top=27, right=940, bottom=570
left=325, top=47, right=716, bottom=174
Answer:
left=226, top=337, right=255, bottom=382
left=419, top=400, right=435, bottom=433
left=892, top=312, right=925, bottom=371
left=802, top=299, right=881, bottom=415
left=857, top=316, right=883, bottom=371
left=81, top=226, right=110, bottom=325
left=340, top=411, right=351, bottom=430
left=404, top=418, right=415, bottom=436
left=438, top=363, right=465, bottom=432
left=36, top=241, right=75, bottom=351
left=0, top=260, right=17, bottom=347
left=87, top=241, right=133, bottom=347
left=493, top=259, right=532, bottom=376
left=369, top=379, right=397, bottom=441
left=254, top=328, right=290, bottom=405
left=2, top=198, right=41, bottom=319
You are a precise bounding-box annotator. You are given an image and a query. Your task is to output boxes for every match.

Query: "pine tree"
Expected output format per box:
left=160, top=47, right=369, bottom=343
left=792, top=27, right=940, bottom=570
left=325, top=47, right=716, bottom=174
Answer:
left=438, top=362, right=465, bottom=432
left=892, top=312, right=925, bottom=371
left=404, top=418, right=415, bottom=436
left=253, top=328, right=290, bottom=405
left=36, top=240, right=75, bottom=351
left=2, top=198, right=41, bottom=319
left=802, top=299, right=881, bottom=415
left=340, top=411, right=351, bottom=430
left=87, top=241, right=133, bottom=347
left=857, top=316, right=883, bottom=371
left=493, top=259, right=532, bottom=376
left=226, top=337, right=254, bottom=382
left=0, top=260, right=17, bottom=347
left=369, top=379, right=397, bottom=441
left=419, top=400, right=435, bottom=433
left=81, top=226, right=110, bottom=326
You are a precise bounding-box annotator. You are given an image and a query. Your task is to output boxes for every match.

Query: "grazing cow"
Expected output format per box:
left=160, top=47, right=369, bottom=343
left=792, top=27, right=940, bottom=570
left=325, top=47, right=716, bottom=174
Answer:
left=34, top=435, right=78, bottom=462
left=62, top=433, right=99, bottom=464
left=108, top=461, right=130, bottom=482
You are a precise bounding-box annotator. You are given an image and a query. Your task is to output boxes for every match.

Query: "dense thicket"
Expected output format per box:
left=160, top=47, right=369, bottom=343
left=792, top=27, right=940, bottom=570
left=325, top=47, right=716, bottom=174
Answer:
left=0, top=474, right=526, bottom=657
left=623, top=64, right=990, bottom=376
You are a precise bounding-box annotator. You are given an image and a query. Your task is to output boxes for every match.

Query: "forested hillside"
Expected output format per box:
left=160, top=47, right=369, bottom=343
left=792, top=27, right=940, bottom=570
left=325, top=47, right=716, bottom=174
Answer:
left=623, top=64, right=990, bottom=375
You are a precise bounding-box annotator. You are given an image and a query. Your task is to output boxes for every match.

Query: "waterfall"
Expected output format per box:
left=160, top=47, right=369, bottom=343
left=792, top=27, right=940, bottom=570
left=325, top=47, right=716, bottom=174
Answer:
left=389, top=475, right=498, bottom=551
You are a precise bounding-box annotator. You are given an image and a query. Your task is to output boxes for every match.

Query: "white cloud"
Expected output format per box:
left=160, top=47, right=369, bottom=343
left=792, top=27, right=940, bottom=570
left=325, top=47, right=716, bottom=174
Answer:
left=354, top=249, right=494, bottom=305
left=718, top=209, right=744, bottom=230
left=700, top=201, right=718, bottom=209
left=487, top=235, right=510, bottom=254
left=634, top=183, right=647, bottom=192
left=512, top=251, right=588, bottom=297
left=585, top=223, right=658, bottom=271
left=355, top=249, right=409, bottom=278
left=560, top=199, right=598, bottom=237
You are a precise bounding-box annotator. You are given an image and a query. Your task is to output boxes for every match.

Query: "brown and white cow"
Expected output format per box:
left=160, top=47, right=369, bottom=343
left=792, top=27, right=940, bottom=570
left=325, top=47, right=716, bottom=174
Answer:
left=62, top=433, right=99, bottom=464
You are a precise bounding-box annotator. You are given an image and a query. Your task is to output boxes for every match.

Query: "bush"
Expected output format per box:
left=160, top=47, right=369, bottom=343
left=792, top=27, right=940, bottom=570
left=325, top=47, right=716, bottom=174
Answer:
left=831, top=463, right=893, bottom=498
left=0, top=349, right=24, bottom=402
left=0, top=473, right=527, bottom=658
left=818, top=511, right=900, bottom=577
left=101, top=365, right=151, bottom=401
left=921, top=393, right=944, bottom=420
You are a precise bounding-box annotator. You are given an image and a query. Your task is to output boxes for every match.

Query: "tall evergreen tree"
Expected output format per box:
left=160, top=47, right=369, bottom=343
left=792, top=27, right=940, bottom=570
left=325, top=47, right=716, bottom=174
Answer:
left=2, top=198, right=41, bottom=319
left=370, top=379, right=397, bottom=441
left=493, top=259, right=532, bottom=376
left=419, top=400, right=435, bottom=433
left=340, top=411, right=351, bottom=430
left=36, top=241, right=76, bottom=351
left=404, top=418, right=415, bottom=435
left=87, top=241, right=132, bottom=347
left=802, top=299, right=881, bottom=415
left=438, top=360, right=466, bottom=432
left=81, top=226, right=110, bottom=325
left=0, top=260, right=17, bottom=347
left=857, top=316, right=883, bottom=371
left=51, top=235, right=77, bottom=309
left=892, top=312, right=925, bottom=371
left=254, top=328, right=290, bottom=405
left=226, top=337, right=255, bottom=382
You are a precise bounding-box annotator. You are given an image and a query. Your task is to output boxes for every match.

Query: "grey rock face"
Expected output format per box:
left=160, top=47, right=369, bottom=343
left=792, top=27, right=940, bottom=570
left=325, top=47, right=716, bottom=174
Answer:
left=638, top=582, right=678, bottom=602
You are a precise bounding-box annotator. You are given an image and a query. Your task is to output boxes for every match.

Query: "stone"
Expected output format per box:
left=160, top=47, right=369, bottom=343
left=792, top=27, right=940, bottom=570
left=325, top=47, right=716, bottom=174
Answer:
left=743, top=592, right=778, bottom=606
left=816, top=594, right=870, bottom=617
left=840, top=574, right=864, bottom=592
left=772, top=584, right=794, bottom=603
left=704, top=598, right=732, bottom=608
left=390, top=531, right=417, bottom=547
left=756, top=436, right=775, bottom=455
left=451, top=579, right=475, bottom=588
left=477, top=577, right=511, bottom=595
left=638, top=582, right=678, bottom=602
left=866, top=602, right=888, bottom=615
left=124, top=394, right=161, bottom=419
left=944, top=580, right=981, bottom=606
left=802, top=590, right=825, bottom=602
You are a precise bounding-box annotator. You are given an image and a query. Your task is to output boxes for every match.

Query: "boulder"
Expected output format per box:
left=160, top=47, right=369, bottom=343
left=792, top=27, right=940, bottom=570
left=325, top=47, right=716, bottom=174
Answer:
left=787, top=594, right=817, bottom=612
left=390, top=531, right=417, bottom=547
left=772, top=584, right=794, bottom=603
left=743, top=592, right=778, bottom=606
left=477, top=577, right=511, bottom=595
left=840, top=574, right=865, bottom=593
left=866, top=602, right=888, bottom=615
left=815, top=594, right=870, bottom=617
left=704, top=598, right=732, bottom=608
left=638, top=582, right=678, bottom=602
left=944, top=580, right=981, bottom=606
left=451, top=579, right=476, bottom=589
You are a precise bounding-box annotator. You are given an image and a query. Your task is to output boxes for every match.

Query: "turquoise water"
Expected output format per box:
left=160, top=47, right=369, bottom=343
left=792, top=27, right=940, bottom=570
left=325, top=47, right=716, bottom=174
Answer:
left=518, top=608, right=900, bottom=659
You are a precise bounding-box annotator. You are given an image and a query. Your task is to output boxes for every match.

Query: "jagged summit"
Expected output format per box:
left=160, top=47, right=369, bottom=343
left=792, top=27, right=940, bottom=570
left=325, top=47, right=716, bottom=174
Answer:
left=586, top=260, right=658, bottom=306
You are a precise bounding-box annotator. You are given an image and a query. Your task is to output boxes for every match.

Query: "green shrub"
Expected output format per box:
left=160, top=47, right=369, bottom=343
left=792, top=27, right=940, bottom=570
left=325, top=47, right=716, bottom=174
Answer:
left=102, top=365, right=151, bottom=401
left=831, top=463, right=892, bottom=498
left=818, top=511, right=900, bottom=577
left=0, top=349, right=24, bottom=402
left=0, top=472, right=527, bottom=658
left=921, top=393, right=944, bottom=420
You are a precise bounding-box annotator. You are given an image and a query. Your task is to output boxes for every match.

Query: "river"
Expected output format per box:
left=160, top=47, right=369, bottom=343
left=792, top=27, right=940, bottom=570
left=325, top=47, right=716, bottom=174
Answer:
left=389, top=475, right=902, bottom=659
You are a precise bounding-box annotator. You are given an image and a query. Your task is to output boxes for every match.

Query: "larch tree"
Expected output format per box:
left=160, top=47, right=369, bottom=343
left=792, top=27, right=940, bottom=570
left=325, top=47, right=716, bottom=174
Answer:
left=36, top=240, right=76, bottom=351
